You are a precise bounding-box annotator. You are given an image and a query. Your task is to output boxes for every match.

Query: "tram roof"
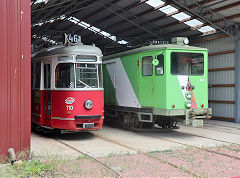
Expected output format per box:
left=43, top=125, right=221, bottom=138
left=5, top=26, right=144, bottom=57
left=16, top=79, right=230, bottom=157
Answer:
left=32, top=44, right=103, bottom=60
left=104, top=44, right=208, bottom=60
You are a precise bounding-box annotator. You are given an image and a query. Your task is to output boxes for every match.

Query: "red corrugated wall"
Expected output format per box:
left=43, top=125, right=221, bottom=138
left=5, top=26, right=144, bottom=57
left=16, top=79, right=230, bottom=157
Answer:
left=0, top=0, right=31, bottom=155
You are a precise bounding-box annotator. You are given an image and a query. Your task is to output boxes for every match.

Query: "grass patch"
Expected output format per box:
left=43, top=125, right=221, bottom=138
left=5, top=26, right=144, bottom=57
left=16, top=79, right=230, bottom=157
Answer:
left=17, top=160, right=54, bottom=176
left=0, top=160, right=54, bottom=177
left=148, top=150, right=173, bottom=154
left=233, top=148, right=240, bottom=152
left=15, top=160, right=54, bottom=176
left=77, top=154, right=90, bottom=160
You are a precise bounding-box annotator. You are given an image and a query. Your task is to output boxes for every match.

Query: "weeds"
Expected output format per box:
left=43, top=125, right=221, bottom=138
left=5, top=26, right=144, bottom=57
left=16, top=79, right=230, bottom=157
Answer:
left=148, top=149, right=173, bottom=154
left=107, top=152, right=118, bottom=158
left=77, top=154, right=90, bottom=160
left=16, top=148, right=30, bottom=161
left=233, top=148, right=240, bottom=152
left=0, top=154, right=7, bottom=164
left=15, top=160, right=54, bottom=176
left=0, top=159, right=54, bottom=177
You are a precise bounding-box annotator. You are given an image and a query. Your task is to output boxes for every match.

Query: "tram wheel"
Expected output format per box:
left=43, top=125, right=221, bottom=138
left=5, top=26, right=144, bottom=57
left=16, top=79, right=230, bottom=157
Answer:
left=121, top=113, right=141, bottom=129
left=157, top=120, right=177, bottom=128
left=140, top=122, right=154, bottom=128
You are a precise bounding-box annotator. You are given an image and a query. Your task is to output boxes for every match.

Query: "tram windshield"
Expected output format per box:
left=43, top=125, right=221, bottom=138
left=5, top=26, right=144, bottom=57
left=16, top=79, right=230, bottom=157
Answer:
left=171, top=52, right=204, bottom=75
left=55, top=63, right=102, bottom=89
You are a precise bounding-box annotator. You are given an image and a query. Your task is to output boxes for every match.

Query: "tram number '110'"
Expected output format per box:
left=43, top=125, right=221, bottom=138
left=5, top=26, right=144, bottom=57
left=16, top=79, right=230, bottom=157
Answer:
left=66, top=105, right=74, bottom=111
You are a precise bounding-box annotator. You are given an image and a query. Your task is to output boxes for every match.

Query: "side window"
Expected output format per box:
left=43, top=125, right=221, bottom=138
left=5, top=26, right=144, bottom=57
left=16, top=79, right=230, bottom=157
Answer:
left=34, top=62, right=41, bottom=89
left=44, top=64, right=51, bottom=88
left=155, top=54, right=164, bottom=75
left=142, top=56, right=153, bottom=76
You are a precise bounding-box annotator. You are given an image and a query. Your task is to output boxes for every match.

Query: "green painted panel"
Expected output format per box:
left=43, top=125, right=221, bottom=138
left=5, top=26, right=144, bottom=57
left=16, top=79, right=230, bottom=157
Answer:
left=165, top=76, right=186, bottom=109
left=120, top=54, right=140, bottom=102
left=103, top=65, right=118, bottom=106
left=165, top=49, right=209, bottom=109
left=103, top=45, right=209, bottom=112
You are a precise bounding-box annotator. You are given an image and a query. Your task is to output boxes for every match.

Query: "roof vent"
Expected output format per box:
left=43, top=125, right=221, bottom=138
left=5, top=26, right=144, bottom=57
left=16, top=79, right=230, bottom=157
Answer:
left=171, top=37, right=189, bottom=45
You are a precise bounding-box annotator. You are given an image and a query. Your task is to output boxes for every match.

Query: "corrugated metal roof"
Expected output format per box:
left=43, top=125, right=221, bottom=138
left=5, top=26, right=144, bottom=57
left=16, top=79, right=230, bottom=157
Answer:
left=31, top=0, right=240, bottom=54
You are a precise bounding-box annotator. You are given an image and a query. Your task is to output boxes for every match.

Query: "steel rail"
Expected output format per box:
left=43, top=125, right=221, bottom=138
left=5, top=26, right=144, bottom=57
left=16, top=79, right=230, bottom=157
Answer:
left=51, top=136, right=121, bottom=178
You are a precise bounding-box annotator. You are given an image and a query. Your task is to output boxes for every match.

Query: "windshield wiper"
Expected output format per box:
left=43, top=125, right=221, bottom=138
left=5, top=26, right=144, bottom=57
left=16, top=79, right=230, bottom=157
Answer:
left=77, top=79, right=91, bottom=88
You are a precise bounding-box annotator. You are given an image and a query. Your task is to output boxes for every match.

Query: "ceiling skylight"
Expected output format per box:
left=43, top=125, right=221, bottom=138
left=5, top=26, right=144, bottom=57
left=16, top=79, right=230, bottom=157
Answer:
left=143, top=1, right=216, bottom=36
left=172, top=12, right=191, bottom=21
left=31, top=15, right=66, bottom=27
left=89, top=26, right=101, bottom=33
left=33, top=0, right=50, bottom=4
left=79, top=21, right=91, bottom=28
left=32, top=35, right=57, bottom=45
left=35, top=0, right=45, bottom=3
left=67, top=17, right=128, bottom=45
left=145, top=0, right=165, bottom=8
left=198, top=26, right=215, bottom=33
left=184, top=19, right=203, bottom=28
left=118, top=40, right=128, bottom=45
left=159, top=5, right=178, bottom=15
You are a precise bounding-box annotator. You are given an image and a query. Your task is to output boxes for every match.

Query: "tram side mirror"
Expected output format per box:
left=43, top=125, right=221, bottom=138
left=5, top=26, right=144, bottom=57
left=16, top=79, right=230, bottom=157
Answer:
left=152, top=59, right=159, bottom=66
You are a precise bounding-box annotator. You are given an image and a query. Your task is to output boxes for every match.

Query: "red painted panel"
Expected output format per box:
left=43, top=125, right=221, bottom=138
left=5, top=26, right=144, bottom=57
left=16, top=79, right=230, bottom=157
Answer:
left=0, top=0, right=31, bottom=156
left=51, top=90, right=104, bottom=130
left=51, top=91, right=104, bottom=118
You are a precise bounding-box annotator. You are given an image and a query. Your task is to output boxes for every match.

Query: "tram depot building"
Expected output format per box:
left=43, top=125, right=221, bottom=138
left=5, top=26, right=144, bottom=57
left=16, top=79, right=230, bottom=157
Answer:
left=1, top=0, right=240, bottom=176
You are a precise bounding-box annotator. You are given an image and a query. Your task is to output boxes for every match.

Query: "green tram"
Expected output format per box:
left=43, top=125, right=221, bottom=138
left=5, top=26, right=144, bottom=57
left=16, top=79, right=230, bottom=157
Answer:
left=103, top=37, right=212, bottom=128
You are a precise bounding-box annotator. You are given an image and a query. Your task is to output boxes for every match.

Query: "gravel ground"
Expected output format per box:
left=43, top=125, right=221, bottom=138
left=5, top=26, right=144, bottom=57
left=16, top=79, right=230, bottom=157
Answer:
left=62, top=144, right=240, bottom=177
left=97, top=153, right=190, bottom=177
left=54, top=144, right=240, bottom=177
left=148, top=145, right=240, bottom=177
left=1, top=144, right=240, bottom=177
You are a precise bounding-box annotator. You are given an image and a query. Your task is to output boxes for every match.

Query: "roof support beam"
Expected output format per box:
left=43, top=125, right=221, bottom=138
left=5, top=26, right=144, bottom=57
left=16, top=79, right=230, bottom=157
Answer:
left=171, top=11, right=240, bottom=38
left=169, top=0, right=235, bottom=36
left=32, top=0, right=94, bottom=24
left=96, top=0, right=165, bottom=40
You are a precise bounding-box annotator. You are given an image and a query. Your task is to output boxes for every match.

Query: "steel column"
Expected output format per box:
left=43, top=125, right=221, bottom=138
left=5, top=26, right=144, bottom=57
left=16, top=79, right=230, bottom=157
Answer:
left=235, top=24, right=240, bottom=123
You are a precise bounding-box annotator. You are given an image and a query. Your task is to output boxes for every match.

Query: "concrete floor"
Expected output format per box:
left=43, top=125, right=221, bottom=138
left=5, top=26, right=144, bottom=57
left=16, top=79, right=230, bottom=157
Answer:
left=31, top=120, right=240, bottom=158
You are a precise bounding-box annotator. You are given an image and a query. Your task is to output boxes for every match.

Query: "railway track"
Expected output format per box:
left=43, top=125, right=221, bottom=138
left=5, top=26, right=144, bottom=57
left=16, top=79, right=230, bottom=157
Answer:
left=194, top=126, right=240, bottom=135
left=50, top=136, right=121, bottom=178
left=46, top=132, right=197, bottom=177
left=204, top=122, right=240, bottom=130
left=141, top=131, right=240, bottom=161
left=35, top=124, right=240, bottom=177
left=93, top=128, right=240, bottom=177
left=178, top=122, right=240, bottom=136
left=171, top=130, right=239, bottom=145
left=94, top=134, right=198, bottom=177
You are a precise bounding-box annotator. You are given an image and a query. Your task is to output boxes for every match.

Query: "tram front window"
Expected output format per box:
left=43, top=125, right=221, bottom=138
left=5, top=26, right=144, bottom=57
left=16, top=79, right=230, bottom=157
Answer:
left=171, top=52, right=204, bottom=75
left=55, top=63, right=75, bottom=88
left=75, top=64, right=98, bottom=88
left=55, top=63, right=100, bottom=88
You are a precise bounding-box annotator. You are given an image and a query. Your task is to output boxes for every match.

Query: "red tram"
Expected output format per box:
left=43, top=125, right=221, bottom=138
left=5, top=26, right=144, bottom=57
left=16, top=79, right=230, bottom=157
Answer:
left=31, top=38, right=104, bottom=131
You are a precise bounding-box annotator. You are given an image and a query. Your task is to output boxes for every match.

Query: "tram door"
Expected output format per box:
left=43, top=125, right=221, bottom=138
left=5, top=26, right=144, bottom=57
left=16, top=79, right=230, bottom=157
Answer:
left=43, top=63, right=51, bottom=126
left=140, top=55, right=154, bottom=107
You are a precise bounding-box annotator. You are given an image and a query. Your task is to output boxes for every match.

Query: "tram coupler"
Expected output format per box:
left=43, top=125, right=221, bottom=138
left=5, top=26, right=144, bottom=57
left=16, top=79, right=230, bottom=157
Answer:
left=184, top=108, right=212, bottom=127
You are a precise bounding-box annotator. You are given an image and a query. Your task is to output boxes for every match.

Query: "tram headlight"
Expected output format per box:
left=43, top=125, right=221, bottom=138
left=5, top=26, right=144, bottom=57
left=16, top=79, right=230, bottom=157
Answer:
left=185, top=100, right=192, bottom=108
left=84, top=100, right=93, bottom=110
left=186, top=92, right=192, bottom=100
